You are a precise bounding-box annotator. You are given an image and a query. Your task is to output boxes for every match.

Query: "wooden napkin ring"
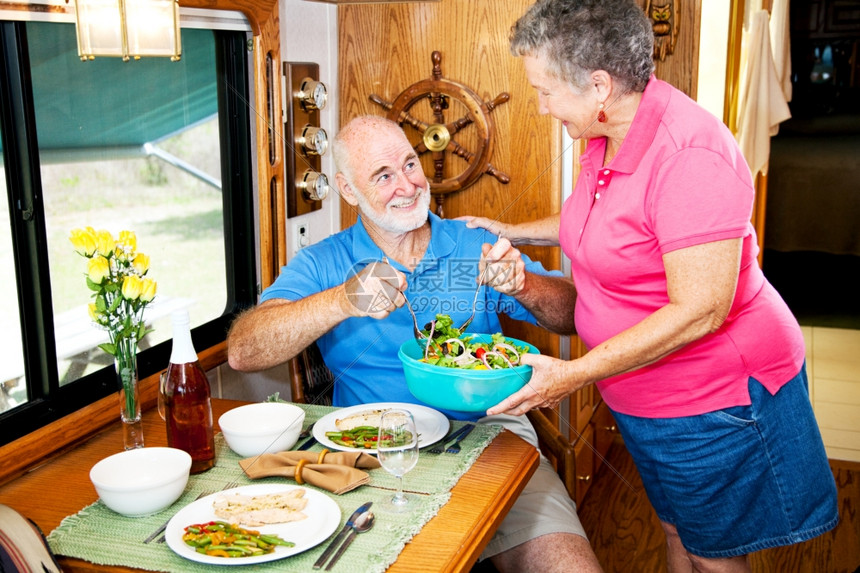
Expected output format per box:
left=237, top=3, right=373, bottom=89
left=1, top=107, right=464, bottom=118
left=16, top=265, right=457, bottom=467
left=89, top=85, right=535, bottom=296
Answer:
left=294, top=459, right=308, bottom=485
left=316, top=448, right=329, bottom=465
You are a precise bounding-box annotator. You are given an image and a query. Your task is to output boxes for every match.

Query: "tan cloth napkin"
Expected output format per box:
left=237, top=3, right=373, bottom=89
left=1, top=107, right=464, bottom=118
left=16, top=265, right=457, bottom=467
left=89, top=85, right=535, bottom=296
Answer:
left=239, top=450, right=381, bottom=495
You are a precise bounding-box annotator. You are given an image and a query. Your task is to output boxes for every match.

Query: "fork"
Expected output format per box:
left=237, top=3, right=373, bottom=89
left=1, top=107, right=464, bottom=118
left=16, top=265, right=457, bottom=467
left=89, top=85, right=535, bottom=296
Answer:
left=445, top=424, right=475, bottom=454
left=144, top=488, right=212, bottom=543
left=221, top=479, right=240, bottom=491
left=426, top=424, right=472, bottom=454
left=298, top=421, right=315, bottom=442
left=153, top=479, right=240, bottom=543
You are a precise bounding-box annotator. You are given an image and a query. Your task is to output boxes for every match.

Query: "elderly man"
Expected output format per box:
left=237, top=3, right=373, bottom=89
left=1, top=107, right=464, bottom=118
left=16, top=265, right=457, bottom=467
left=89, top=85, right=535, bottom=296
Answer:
left=227, top=115, right=602, bottom=572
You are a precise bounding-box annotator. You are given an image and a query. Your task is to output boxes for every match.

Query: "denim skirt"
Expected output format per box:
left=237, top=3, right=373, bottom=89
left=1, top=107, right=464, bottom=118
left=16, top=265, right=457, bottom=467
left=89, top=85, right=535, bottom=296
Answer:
left=611, top=366, right=839, bottom=558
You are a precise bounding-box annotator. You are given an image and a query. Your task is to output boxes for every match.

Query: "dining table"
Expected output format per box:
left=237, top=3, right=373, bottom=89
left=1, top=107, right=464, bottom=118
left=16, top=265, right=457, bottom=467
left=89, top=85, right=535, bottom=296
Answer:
left=0, top=398, right=539, bottom=572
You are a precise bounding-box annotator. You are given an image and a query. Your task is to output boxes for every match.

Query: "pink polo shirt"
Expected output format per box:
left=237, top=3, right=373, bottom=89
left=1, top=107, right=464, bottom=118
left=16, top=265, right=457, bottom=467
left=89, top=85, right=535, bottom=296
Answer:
left=560, top=77, right=805, bottom=418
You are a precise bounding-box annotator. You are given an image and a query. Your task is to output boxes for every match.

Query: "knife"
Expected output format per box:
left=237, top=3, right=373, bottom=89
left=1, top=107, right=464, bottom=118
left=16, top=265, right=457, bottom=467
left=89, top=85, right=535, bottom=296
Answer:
left=325, top=510, right=374, bottom=571
left=312, top=501, right=372, bottom=569
left=443, top=423, right=473, bottom=445
left=297, top=435, right=318, bottom=450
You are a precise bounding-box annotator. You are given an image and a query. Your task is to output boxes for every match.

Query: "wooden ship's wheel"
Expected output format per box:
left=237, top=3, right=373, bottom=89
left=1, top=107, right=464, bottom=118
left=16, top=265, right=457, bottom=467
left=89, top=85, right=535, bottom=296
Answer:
left=370, top=51, right=510, bottom=217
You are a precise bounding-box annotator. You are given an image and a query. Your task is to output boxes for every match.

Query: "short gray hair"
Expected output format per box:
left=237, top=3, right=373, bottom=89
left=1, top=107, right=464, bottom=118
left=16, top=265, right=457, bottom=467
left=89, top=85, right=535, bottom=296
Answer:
left=510, top=0, right=654, bottom=93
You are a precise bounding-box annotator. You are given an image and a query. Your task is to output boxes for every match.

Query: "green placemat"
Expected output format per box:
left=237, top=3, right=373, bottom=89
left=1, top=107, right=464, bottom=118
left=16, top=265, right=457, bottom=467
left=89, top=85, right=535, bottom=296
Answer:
left=47, top=404, right=502, bottom=572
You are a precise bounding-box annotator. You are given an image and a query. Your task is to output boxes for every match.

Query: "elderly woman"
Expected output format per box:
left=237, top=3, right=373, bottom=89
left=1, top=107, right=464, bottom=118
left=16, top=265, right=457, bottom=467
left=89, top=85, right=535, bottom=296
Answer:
left=468, top=0, right=839, bottom=571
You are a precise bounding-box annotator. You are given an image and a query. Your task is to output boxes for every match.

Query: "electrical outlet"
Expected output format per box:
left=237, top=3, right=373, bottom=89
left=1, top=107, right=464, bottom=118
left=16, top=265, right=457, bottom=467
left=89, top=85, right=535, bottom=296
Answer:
left=293, top=222, right=310, bottom=253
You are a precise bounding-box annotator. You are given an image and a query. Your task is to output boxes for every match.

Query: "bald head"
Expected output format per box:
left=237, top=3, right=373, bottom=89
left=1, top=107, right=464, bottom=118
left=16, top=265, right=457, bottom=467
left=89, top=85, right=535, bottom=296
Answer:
left=332, top=115, right=406, bottom=187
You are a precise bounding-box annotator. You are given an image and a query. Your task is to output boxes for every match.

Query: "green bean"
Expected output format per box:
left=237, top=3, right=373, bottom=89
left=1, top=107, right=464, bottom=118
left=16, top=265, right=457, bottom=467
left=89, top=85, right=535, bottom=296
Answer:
left=207, top=544, right=255, bottom=555
left=182, top=521, right=295, bottom=558
left=259, top=534, right=296, bottom=547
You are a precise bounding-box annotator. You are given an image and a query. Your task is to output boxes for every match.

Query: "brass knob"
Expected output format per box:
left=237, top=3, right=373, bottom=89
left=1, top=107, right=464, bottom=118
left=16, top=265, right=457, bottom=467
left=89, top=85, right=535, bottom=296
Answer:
left=297, top=77, right=327, bottom=111
left=604, top=425, right=617, bottom=432
left=423, top=123, right=451, bottom=152
left=299, top=125, right=328, bottom=156
left=577, top=474, right=592, bottom=482
left=298, top=170, right=329, bottom=201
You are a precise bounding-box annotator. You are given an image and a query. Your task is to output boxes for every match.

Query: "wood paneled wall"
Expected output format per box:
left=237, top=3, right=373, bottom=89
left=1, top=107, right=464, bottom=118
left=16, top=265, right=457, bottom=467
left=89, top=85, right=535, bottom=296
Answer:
left=645, top=0, right=702, bottom=99
left=338, top=0, right=562, bottom=355
left=336, top=0, right=702, bottom=357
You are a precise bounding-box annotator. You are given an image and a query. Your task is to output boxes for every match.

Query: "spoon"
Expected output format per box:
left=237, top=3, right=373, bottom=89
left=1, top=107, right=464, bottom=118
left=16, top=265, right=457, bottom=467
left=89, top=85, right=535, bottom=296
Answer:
left=325, top=511, right=375, bottom=570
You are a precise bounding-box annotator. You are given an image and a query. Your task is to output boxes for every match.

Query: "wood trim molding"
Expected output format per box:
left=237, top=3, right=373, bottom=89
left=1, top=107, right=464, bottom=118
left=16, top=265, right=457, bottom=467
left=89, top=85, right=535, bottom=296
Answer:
left=179, top=0, right=276, bottom=35
left=0, top=0, right=274, bottom=483
left=723, top=0, right=745, bottom=131
left=309, top=0, right=439, bottom=4
left=721, top=0, right=771, bottom=257
left=179, top=0, right=283, bottom=288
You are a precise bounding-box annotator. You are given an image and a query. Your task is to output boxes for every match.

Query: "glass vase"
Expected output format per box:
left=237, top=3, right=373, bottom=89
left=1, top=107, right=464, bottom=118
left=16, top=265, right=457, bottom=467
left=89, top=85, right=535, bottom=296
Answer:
left=115, top=334, right=144, bottom=450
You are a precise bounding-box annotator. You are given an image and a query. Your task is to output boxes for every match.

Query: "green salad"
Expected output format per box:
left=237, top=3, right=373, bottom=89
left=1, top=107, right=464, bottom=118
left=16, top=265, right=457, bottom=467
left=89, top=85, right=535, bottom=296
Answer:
left=418, top=314, right=530, bottom=370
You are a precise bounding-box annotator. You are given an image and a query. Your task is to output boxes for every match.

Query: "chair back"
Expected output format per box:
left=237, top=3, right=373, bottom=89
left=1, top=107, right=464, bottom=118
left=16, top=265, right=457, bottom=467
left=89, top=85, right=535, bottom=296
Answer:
left=288, top=342, right=334, bottom=406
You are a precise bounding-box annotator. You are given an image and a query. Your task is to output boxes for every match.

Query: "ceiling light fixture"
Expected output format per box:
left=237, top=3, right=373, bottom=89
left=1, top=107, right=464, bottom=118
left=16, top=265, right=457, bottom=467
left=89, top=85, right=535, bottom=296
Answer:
left=74, top=0, right=181, bottom=62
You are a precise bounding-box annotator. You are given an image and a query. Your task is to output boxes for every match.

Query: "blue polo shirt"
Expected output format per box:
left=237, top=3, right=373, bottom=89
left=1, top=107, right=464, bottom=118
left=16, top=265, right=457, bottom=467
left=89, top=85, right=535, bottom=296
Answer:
left=260, top=212, right=560, bottom=421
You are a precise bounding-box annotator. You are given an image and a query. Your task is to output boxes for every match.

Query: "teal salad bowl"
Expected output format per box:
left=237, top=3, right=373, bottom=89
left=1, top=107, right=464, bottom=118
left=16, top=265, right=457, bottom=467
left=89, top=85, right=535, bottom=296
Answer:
left=398, top=334, right=538, bottom=413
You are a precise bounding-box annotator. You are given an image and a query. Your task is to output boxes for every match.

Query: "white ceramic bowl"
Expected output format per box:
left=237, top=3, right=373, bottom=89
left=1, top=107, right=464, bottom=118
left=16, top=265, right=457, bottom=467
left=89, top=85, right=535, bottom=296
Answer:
left=89, top=447, right=191, bottom=517
left=218, top=402, right=306, bottom=457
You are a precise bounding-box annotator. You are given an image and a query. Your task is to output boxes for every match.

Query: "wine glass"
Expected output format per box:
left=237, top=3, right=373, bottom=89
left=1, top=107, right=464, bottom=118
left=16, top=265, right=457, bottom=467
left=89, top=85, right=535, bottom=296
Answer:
left=377, top=409, right=419, bottom=511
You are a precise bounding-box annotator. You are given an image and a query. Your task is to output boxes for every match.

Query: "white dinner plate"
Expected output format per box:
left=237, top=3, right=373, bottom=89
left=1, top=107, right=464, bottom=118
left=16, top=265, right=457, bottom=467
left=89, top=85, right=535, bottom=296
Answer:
left=165, top=484, right=340, bottom=565
left=312, top=402, right=450, bottom=453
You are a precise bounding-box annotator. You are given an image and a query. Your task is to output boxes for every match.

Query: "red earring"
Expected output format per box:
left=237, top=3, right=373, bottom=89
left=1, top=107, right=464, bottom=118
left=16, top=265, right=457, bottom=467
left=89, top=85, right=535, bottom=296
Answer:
left=597, top=103, right=607, bottom=123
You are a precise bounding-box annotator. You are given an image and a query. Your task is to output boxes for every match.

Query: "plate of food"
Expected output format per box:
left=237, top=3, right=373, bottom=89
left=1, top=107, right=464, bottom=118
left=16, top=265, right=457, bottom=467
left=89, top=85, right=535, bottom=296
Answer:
left=165, top=484, right=340, bottom=565
left=312, top=402, right=449, bottom=453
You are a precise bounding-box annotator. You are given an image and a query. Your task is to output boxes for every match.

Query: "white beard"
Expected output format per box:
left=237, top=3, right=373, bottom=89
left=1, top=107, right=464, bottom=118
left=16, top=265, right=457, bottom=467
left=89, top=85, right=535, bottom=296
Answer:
left=355, top=186, right=431, bottom=234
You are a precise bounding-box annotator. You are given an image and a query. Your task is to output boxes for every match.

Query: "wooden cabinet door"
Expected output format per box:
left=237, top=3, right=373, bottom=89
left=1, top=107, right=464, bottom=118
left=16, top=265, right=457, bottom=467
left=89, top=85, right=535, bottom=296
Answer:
left=569, top=335, right=596, bottom=440
left=593, top=400, right=618, bottom=463
left=573, top=424, right=595, bottom=506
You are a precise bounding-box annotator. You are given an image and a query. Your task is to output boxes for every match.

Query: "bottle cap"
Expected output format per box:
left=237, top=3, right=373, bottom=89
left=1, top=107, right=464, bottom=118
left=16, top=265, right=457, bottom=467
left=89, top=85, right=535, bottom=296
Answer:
left=171, top=309, right=191, bottom=327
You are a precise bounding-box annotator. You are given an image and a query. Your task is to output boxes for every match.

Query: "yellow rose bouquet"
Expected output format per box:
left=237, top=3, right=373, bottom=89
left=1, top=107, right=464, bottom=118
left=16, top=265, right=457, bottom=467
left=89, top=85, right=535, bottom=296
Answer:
left=70, top=227, right=157, bottom=449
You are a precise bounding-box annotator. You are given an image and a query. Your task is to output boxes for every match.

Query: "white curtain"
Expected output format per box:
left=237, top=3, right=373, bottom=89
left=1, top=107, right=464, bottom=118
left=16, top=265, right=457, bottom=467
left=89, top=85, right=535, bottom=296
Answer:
left=770, top=0, right=792, bottom=102
left=735, top=1, right=792, bottom=177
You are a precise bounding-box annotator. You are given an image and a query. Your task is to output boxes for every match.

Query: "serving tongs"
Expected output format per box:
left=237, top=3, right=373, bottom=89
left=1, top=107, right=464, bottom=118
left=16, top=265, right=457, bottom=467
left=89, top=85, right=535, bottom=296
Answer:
left=403, top=294, right=428, bottom=347
left=457, top=263, right=490, bottom=333
left=379, top=256, right=428, bottom=348
left=409, top=263, right=488, bottom=353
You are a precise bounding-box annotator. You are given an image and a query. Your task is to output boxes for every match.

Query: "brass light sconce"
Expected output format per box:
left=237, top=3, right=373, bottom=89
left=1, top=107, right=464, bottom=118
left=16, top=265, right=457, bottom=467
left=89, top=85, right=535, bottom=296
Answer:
left=74, top=0, right=182, bottom=61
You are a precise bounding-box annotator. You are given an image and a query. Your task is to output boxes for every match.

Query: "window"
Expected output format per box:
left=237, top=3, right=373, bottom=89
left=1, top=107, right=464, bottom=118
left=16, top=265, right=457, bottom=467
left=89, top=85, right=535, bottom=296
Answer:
left=0, top=19, right=257, bottom=445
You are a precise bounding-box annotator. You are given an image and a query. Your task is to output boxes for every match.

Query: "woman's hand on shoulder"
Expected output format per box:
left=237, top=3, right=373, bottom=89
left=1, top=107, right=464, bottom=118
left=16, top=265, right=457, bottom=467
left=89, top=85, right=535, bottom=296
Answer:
left=457, top=214, right=562, bottom=247
left=457, top=215, right=512, bottom=239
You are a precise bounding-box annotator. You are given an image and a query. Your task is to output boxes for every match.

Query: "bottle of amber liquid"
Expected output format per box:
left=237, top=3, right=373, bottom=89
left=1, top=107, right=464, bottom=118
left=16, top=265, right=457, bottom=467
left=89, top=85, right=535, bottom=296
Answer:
left=164, top=310, right=215, bottom=473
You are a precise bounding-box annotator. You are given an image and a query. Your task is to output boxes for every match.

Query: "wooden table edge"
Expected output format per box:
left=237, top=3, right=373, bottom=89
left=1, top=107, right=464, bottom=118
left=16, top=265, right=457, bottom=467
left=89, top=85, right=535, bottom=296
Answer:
left=388, top=430, right=539, bottom=572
